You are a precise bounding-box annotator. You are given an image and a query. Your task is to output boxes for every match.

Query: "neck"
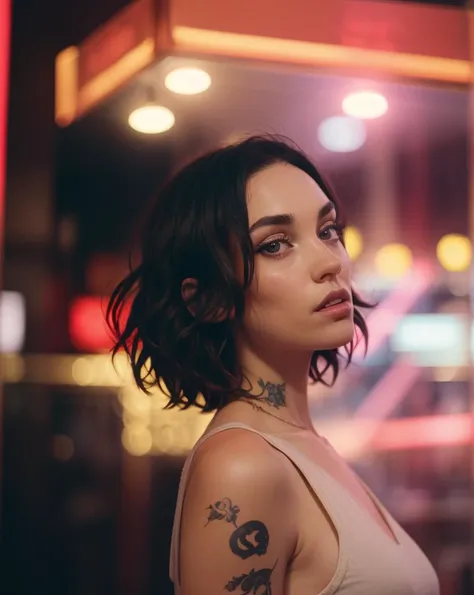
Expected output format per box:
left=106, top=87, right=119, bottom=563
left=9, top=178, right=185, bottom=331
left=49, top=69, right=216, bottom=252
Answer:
left=237, top=346, right=314, bottom=431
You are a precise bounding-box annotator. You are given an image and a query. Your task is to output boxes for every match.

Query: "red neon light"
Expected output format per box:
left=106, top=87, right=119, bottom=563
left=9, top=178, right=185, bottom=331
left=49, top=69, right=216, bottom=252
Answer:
left=69, top=296, right=113, bottom=352
left=69, top=296, right=131, bottom=353
left=0, top=0, right=11, bottom=261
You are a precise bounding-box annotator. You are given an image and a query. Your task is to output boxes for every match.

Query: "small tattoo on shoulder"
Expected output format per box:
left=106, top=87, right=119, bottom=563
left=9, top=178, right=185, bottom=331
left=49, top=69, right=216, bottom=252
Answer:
left=205, top=497, right=240, bottom=527
left=225, top=560, right=277, bottom=595
left=257, top=378, right=286, bottom=409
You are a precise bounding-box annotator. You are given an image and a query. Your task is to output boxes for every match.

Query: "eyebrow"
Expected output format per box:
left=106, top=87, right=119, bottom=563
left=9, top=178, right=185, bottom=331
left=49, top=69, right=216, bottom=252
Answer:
left=249, top=201, right=336, bottom=234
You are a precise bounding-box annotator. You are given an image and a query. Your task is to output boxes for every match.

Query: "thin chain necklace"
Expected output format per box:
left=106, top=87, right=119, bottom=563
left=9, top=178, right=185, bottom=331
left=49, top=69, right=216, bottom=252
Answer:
left=238, top=398, right=311, bottom=432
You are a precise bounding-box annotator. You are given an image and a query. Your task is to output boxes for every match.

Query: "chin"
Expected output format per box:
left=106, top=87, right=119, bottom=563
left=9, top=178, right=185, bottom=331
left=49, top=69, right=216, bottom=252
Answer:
left=312, top=319, right=355, bottom=351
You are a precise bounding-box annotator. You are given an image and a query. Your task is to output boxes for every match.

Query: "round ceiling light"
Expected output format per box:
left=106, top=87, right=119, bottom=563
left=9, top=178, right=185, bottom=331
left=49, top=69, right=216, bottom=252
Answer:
left=436, top=234, right=471, bottom=272
left=128, top=105, right=175, bottom=134
left=317, top=116, right=367, bottom=153
left=165, top=67, right=211, bottom=95
left=342, top=91, right=388, bottom=120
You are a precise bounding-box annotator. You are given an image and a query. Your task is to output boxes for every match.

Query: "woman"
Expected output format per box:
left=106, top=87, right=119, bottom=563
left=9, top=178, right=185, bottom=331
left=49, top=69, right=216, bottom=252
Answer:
left=108, top=136, right=440, bottom=595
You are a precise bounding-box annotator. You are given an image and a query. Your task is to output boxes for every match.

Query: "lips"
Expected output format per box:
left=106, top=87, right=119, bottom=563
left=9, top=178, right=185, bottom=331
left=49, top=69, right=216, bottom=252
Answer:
left=315, top=289, right=351, bottom=311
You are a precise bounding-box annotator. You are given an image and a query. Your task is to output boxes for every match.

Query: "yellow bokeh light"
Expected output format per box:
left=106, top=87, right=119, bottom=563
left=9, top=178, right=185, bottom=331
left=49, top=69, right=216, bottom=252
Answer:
left=344, top=226, right=363, bottom=261
left=122, top=389, right=151, bottom=417
left=122, top=425, right=152, bottom=456
left=436, top=234, right=471, bottom=272
left=71, top=357, right=95, bottom=385
left=118, top=380, right=214, bottom=456
left=375, top=243, right=413, bottom=278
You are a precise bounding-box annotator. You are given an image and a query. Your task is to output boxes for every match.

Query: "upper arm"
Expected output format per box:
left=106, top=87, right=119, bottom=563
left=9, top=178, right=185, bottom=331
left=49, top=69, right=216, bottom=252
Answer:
left=178, top=432, right=298, bottom=595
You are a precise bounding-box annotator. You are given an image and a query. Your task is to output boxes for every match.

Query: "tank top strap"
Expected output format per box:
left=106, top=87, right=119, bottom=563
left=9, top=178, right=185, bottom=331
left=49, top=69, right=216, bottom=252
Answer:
left=169, top=422, right=348, bottom=591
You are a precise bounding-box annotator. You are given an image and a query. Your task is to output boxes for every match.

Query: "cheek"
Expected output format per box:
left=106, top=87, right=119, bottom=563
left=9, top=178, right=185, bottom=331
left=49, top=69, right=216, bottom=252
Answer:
left=244, top=268, right=294, bottom=324
left=249, top=263, right=296, bottom=303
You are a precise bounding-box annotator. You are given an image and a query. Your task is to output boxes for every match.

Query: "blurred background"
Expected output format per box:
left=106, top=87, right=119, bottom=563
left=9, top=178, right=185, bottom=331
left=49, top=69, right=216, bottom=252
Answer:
left=2, top=0, right=474, bottom=593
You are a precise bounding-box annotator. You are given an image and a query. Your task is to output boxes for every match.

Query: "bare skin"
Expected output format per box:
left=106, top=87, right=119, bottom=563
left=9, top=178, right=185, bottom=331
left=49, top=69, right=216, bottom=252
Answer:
left=178, top=164, right=394, bottom=594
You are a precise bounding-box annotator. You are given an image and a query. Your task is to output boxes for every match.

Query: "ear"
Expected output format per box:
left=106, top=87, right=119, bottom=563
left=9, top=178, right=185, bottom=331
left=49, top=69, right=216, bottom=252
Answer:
left=181, top=278, right=199, bottom=316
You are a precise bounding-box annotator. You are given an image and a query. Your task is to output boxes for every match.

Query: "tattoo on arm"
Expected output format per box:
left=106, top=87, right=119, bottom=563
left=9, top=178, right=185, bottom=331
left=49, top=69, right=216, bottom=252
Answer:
left=230, top=520, right=269, bottom=559
left=205, top=497, right=240, bottom=527
left=225, top=560, right=277, bottom=595
left=205, top=497, right=276, bottom=593
left=257, top=378, right=286, bottom=409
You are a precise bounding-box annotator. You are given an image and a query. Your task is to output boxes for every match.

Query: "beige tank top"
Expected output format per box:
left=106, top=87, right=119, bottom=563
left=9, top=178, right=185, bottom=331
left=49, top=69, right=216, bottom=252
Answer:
left=169, top=422, right=440, bottom=595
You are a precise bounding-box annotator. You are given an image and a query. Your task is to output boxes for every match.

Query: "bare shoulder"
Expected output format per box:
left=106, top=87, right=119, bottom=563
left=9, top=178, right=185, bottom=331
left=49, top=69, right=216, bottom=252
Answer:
left=185, top=429, right=297, bottom=535
left=178, top=429, right=298, bottom=595
left=190, top=428, right=296, bottom=487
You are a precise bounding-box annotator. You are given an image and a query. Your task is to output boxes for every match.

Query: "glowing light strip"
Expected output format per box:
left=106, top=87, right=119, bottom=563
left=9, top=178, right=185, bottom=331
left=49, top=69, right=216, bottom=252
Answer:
left=55, top=39, right=155, bottom=126
left=55, top=46, right=79, bottom=127
left=320, top=413, right=472, bottom=459
left=373, top=413, right=472, bottom=451
left=172, top=26, right=471, bottom=84
left=79, top=38, right=155, bottom=117
left=354, top=359, right=420, bottom=421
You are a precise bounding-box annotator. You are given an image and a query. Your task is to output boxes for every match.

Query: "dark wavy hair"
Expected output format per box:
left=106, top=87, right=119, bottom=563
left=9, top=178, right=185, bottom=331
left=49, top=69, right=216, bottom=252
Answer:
left=107, top=135, right=371, bottom=412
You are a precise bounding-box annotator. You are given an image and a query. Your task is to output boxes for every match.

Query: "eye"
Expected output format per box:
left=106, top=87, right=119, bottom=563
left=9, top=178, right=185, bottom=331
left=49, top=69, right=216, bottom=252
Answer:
left=319, top=223, right=344, bottom=242
left=257, top=235, right=292, bottom=258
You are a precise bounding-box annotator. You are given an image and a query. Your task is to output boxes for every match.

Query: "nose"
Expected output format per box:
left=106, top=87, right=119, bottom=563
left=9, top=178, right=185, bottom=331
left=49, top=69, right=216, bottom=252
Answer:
left=310, top=243, right=343, bottom=283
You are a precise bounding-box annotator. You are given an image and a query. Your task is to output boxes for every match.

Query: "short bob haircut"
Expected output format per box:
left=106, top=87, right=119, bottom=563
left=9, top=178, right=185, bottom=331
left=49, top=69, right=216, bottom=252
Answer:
left=107, top=135, right=371, bottom=412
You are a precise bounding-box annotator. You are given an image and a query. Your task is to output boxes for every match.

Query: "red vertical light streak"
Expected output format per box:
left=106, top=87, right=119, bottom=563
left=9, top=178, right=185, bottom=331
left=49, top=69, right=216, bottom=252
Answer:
left=0, top=0, right=11, bottom=262
left=0, top=0, right=10, bottom=528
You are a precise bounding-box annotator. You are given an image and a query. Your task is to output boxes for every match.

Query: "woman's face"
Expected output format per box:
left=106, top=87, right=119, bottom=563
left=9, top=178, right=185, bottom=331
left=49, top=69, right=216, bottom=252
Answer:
left=242, top=162, right=354, bottom=353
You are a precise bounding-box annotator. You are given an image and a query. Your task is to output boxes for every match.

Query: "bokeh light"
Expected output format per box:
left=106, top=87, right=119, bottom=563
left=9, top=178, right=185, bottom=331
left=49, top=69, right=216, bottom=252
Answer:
left=0, top=291, right=25, bottom=353
left=69, top=296, right=113, bottom=353
left=436, top=233, right=471, bottom=272
left=344, top=226, right=363, bottom=261
left=165, top=67, right=211, bottom=95
left=128, top=105, right=175, bottom=134
left=375, top=243, right=413, bottom=278
left=317, top=116, right=367, bottom=153
left=342, top=91, right=388, bottom=120
left=122, top=425, right=153, bottom=456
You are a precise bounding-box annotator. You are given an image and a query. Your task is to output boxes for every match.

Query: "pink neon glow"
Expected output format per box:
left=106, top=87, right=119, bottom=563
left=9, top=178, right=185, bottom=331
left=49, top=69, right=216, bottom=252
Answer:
left=373, top=413, right=472, bottom=451
left=322, top=414, right=472, bottom=458
left=354, top=261, right=434, bottom=359
left=354, top=359, right=420, bottom=420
